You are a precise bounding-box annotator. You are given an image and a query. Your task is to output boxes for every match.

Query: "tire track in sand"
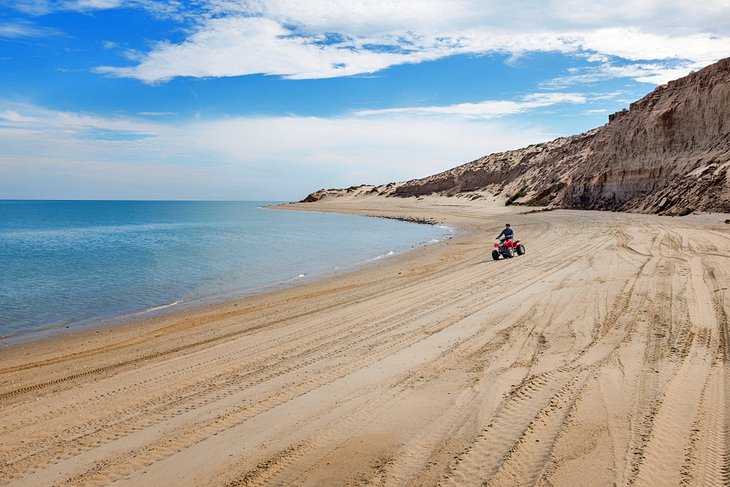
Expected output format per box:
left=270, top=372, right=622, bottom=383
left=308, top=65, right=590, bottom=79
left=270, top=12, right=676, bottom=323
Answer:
left=633, top=255, right=729, bottom=487
left=441, top=236, right=656, bottom=486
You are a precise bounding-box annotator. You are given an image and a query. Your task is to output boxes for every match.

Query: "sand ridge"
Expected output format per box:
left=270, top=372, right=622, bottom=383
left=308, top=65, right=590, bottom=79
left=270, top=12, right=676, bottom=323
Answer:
left=0, top=195, right=728, bottom=486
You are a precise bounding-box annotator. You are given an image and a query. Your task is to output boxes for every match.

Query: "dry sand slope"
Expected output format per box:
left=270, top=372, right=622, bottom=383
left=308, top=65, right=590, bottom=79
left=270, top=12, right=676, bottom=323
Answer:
left=1, top=196, right=729, bottom=486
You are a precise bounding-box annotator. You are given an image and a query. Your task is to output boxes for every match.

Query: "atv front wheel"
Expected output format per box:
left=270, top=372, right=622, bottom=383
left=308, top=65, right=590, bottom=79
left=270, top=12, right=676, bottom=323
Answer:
left=516, top=244, right=525, bottom=255
left=492, top=249, right=500, bottom=260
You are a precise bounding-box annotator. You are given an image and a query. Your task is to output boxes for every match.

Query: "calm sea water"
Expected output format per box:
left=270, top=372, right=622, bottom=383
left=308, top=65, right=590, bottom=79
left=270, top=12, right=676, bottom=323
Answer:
left=0, top=200, right=451, bottom=339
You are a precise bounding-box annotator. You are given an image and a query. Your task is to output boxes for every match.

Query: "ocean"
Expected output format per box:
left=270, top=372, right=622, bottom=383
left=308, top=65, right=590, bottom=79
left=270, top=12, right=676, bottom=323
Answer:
left=0, top=200, right=452, bottom=340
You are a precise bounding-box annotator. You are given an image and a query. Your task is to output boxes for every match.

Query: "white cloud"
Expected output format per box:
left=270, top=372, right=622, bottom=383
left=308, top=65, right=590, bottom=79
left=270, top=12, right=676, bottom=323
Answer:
left=97, top=16, right=484, bottom=81
left=577, top=28, right=730, bottom=65
left=544, top=59, right=711, bottom=88
left=90, top=0, right=730, bottom=84
left=2, top=0, right=183, bottom=16
left=0, top=20, right=61, bottom=38
left=2, top=0, right=122, bottom=15
left=0, top=110, right=39, bottom=123
left=96, top=19, right=589, bottom=82
left=0, top=102, right=158, bottom=138
left=137, top=111, right=176, bottom=117
left=8, top=0, right=729, bottom=84
left=354, top=93, right=586, bottom=118
left=0, top=100, right=555, bottom=199
left=65, top=0, right=124, bottom=9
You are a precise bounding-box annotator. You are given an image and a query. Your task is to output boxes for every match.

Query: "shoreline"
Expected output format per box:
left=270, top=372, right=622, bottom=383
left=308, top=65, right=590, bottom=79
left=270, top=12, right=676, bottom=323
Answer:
left=0, top=200, right=453, bottom=348
left=6, top=195, right=723, bottom=356
left=0, top=195, right=475, bottom=366
left=2, top=195, right=728, bottom=486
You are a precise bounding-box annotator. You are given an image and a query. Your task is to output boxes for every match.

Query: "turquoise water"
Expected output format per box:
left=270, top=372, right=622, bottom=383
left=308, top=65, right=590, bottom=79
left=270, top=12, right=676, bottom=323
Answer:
left=0, top=201, right=451, bottom=339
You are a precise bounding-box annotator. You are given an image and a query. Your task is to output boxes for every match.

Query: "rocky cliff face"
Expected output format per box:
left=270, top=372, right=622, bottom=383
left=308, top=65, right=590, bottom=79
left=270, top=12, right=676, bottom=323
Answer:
left=566, top=58, right=730, bottom=214
left=304, top=57, right=730, bottom=215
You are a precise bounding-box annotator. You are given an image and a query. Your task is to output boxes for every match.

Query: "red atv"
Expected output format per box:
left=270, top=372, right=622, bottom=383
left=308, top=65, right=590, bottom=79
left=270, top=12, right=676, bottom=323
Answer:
left=492, top=238, right=525, bottom=260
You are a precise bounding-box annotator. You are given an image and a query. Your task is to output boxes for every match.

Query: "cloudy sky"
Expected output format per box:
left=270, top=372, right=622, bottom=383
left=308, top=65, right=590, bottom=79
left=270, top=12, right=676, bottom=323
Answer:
left=1, top=1, right=729, bottom=200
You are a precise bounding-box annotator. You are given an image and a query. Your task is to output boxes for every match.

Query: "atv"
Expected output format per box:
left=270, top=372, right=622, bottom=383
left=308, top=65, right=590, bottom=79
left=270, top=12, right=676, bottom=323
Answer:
left=492, top=238, right=525, bottom=260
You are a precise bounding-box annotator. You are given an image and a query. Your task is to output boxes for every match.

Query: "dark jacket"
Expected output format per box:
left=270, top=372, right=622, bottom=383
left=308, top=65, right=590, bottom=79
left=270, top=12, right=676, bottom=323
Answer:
left=497, top=227, right=514, bottom=239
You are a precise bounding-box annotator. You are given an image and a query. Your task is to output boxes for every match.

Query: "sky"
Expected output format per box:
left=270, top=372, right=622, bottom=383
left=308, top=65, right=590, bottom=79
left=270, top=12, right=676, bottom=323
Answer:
left=1, top=1, right=729, bottom=200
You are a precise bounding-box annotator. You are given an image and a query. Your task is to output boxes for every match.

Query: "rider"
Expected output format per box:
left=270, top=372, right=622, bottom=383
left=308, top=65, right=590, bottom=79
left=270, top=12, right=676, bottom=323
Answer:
left=496, top=223, right=514, bottom=241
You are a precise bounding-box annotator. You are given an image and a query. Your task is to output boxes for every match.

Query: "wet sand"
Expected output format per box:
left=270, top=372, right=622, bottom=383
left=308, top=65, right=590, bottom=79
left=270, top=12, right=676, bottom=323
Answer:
left=1, top=195, right=728, bottom=486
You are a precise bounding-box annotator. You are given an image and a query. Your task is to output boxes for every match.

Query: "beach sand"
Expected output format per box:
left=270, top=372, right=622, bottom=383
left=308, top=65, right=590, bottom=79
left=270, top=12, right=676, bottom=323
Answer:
left=1, top=195, right=728, bottom=486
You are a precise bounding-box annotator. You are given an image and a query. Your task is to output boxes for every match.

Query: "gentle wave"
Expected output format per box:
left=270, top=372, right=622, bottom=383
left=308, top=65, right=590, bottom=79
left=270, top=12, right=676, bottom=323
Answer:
left=135, top=300, right=182, bottom=315
left=368, top=250, right=396, bottom=262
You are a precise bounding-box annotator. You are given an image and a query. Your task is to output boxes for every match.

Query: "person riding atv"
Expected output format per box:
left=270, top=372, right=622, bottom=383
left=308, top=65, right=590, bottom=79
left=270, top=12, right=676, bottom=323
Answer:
left=492, top=223, right=525, bottom=260
left=496, top=223, right=514, bottom=241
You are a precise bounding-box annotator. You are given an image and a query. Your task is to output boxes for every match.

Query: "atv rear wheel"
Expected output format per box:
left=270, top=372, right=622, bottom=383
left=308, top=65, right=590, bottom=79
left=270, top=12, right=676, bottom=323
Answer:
left=505, top=248, right=514, bottom=258
left=516, top=244, right=525, bottom=255
left=492, top=249, right=500, bottom=260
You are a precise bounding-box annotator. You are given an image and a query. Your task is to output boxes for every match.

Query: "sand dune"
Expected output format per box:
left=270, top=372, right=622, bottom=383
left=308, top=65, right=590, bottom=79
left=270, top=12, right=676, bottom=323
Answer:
left=1, top=196, right=728, bottom=486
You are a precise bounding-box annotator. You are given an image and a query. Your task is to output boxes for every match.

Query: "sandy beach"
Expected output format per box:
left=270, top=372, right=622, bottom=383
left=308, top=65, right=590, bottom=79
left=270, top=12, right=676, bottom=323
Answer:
left=1, top=195, right=728, bottom=486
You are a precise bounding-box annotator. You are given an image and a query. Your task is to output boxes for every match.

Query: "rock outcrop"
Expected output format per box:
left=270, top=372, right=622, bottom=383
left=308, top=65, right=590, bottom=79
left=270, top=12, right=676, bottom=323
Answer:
left=303, top=57, right=730, bottom=215
left=566, top=58, right=730, bottom=214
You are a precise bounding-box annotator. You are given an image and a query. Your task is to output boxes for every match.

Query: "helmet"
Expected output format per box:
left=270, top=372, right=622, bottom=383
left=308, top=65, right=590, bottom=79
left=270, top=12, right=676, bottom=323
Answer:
left=505, top=223, right=511, bottom=227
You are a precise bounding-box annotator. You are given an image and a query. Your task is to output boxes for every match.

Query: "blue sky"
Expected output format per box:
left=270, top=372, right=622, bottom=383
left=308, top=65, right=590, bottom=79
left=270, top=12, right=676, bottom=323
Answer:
left=1, top=1, right=729, bottom=200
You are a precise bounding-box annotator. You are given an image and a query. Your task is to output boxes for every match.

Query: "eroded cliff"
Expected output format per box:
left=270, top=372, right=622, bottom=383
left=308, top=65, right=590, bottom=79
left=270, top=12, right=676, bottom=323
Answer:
left=303, top=57, right=730, bottom=215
